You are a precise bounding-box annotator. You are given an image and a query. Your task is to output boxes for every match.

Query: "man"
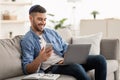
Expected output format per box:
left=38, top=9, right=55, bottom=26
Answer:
left=20, top=5, right=107, bottom=80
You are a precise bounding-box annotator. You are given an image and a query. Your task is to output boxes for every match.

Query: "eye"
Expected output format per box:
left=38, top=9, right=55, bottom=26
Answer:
left=37, top=18, right=42, bottom=21
left=44, top=18, right=47, bottom=21
left=37, top=18, right=46, bottom=22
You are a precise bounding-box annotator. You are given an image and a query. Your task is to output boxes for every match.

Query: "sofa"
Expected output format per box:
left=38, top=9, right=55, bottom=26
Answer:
left=0, top=35, right=119, bottom=80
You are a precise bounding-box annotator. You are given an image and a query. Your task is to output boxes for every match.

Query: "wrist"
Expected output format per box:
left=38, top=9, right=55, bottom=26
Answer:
left=36, top=55, right=43, bottom=64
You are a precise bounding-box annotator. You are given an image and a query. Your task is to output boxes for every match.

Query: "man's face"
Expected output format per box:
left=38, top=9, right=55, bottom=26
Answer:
left=30, top=12, right=47, bottom=33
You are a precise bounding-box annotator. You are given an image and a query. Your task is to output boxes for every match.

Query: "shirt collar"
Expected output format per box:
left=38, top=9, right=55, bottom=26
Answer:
left=30, top=27, right=47, bottom=40
left=30, top=28, right=40, bottom=40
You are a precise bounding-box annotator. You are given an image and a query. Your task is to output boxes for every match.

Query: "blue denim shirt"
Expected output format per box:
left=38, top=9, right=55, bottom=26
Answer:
left=20, top=28, right=68, bottom=74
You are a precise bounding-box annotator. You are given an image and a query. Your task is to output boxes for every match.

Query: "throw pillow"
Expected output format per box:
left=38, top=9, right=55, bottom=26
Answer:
left=56, top=28, right=72, bottom=43
left=0, top=35, right=23, bottom=79
left=72, top=32, right=103, bottom=55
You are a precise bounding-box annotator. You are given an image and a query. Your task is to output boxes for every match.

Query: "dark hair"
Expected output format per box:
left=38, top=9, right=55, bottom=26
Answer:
left=29, top=5, right=46, bottom=14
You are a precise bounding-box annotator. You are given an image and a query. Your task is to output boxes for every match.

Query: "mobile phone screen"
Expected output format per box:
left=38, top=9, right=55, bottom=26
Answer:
left=45, top=43, right=53, bottom=49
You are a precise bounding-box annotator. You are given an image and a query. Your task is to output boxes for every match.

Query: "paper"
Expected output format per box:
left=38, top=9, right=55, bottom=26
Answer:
left=22, top=73, right=60, bottom=80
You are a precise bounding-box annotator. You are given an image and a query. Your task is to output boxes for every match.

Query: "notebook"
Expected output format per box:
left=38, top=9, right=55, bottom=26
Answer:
left=22, top=73, right=60, bottom=80
left=63, top=44, right=91, bottom=64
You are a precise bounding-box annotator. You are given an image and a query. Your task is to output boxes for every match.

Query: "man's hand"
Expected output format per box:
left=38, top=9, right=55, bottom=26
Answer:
left=38, top=47, right=53, bottom=62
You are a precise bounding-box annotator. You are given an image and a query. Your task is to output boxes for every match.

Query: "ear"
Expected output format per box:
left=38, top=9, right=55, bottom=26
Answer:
left=29, top=15, right=33, bottom=22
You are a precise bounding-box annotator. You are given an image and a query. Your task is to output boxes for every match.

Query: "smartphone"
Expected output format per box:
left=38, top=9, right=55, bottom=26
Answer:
left=45, top=43, right=53, bottom=49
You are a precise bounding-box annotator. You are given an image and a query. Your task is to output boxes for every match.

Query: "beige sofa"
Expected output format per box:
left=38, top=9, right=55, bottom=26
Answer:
left=0, top=35, right=119, bottom=80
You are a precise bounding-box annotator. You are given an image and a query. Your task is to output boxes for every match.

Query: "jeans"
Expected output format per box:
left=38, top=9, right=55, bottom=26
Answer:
left=50, top=55, right=107, bottom=80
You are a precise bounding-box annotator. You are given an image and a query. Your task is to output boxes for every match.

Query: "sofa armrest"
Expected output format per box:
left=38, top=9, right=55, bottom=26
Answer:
left=100, top=39, right=119, bottom=60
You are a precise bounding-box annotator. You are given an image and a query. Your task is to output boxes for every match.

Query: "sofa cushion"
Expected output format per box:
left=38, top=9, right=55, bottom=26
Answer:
left=72, top=32, right=103, bottom=55
left=4, top=59, right=118, bottom=80
left=107, top=72, right=114, bottom=80
left=87, top=60, right=118, bottom=80
left=56, top=28, right=72, bottom=44
left=0, top=35, right=23, bottom=79
left=5, top=75, right=76, bottom=80
left=107, top=60, right=118, bottom=74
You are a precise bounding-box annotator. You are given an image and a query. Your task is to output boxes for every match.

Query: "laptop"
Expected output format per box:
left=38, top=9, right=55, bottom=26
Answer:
left=63, top=44, right=91, bottom=65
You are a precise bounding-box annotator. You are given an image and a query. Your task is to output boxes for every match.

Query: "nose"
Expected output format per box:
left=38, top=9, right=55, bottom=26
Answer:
left=43, top=20, right=46, bottom=24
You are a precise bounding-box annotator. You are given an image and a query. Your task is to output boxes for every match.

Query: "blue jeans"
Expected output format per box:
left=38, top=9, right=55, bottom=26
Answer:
left=50, top=55, right=107, bottom=80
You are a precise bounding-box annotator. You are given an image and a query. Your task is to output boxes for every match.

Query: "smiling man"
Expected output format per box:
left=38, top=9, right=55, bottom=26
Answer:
left=20, top=5, right=107, bottom=80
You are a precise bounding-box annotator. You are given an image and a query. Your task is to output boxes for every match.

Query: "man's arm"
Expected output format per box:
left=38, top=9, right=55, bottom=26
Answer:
left=25, top=48, right=44, bottom=74
left=26, top=47, right=53, bottom=74
left=21, top=40, right=53, bottom=74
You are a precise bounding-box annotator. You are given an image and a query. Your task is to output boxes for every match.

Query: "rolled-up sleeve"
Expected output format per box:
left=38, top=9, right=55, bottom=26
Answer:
left=20, top=39, right=34, bottom=74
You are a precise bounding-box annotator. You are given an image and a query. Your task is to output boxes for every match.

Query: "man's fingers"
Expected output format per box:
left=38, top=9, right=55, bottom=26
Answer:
left=45, top=47, right=52, bottom=53
left=41, top=47, right=44, bottom=51
left=40, top=47, right=45, bottom=55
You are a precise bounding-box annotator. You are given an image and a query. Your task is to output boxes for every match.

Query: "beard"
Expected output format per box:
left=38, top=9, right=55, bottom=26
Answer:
left=32, top=20, right=45, bottom=33
left=34, top=24, right=44, bottom=32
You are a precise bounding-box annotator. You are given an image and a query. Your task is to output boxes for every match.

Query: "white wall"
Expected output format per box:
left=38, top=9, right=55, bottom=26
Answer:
left=1, top=0, right=120, bottom=38
left=32, top=0, right=120, bottom=36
